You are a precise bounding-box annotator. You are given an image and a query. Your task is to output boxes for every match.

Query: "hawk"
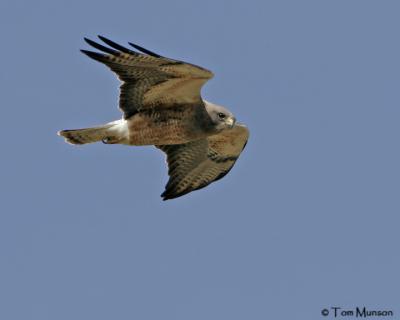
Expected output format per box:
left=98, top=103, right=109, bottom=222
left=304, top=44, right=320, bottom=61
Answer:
left=58, top=36, right=249, bottom=200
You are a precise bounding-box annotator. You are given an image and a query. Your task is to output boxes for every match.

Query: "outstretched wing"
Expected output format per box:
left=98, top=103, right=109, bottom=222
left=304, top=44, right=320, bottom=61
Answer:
left=157, top=124, right=249, bottom=200
left=81, top=36, right=214, bottom=119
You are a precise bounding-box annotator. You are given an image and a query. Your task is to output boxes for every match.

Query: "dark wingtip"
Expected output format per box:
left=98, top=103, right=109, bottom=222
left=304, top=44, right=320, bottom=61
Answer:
left=83, top=37, right=99, bottom=49
left=97, top=35, right=108, bottom=41
left=84, top=36, right=162, bottom=58
left=161, top=191, right=169, bottom=201
left=83, top=37, right=118, bottom=55
left=97, top=35, right=137, bottom=55
left=128, top=42, right=162, bottom=58
left=80, top=49, right=106, bottom=61
left=161, top=190, right=176, bottom=201
left=160, top=188, right=193, bottom=201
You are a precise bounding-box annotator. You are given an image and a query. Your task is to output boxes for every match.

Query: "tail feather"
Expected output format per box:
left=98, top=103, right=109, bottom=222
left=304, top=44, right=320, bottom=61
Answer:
left=58, top=121, right=123, bottom=145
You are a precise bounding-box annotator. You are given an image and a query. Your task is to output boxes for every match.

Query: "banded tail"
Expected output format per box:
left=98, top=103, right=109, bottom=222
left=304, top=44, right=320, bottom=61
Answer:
left=58, top=120, right=127, bottom=145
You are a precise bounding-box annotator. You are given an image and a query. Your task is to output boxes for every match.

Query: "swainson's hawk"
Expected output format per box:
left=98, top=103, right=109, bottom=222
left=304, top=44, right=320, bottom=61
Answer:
left=58, top=36, right=249, bottom=200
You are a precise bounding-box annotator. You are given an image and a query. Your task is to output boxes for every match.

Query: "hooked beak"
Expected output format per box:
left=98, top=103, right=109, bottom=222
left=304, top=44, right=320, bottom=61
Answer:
left=227, top=117, right=236, bottom=128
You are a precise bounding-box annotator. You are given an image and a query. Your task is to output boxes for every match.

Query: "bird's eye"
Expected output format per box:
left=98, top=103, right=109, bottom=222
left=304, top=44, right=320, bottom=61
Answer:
left=217, top=112, right=226, bottom=119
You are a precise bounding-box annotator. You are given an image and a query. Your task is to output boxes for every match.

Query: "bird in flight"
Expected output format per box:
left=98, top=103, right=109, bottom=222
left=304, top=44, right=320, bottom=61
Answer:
left=58, top=36, right=249, bottom=200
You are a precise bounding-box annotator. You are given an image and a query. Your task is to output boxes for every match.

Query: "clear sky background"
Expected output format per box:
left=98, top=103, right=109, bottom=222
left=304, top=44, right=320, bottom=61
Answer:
left=1, top=1, right=399, bottom=319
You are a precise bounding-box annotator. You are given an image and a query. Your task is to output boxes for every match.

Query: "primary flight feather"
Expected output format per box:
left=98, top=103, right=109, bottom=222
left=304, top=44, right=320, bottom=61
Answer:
left=58, top=36, right=249, bottom=200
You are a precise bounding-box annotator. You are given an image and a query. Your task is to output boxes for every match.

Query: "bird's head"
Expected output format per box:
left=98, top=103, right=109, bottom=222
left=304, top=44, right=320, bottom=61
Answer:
left=204, top=100, right=236, bottom=131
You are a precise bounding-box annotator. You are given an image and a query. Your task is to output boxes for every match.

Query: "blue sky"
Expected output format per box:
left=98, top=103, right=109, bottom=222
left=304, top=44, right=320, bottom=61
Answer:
left=1, top=0, right=399, bottom=319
